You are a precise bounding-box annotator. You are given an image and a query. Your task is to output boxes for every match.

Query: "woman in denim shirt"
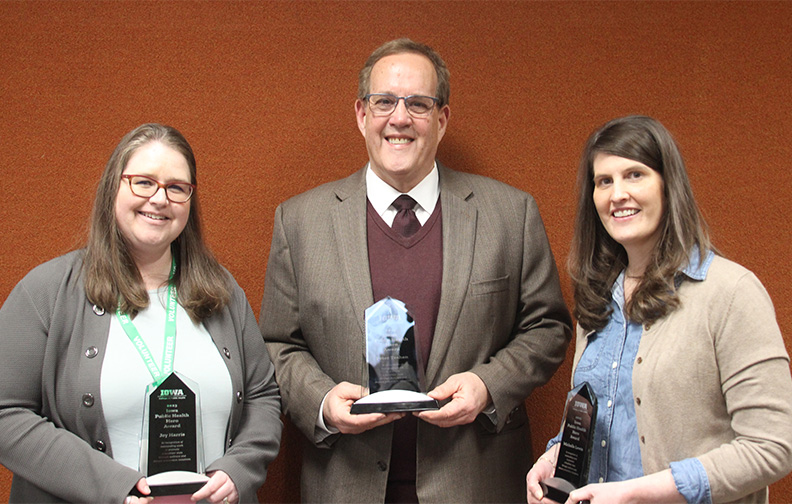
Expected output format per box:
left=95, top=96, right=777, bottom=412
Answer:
left=526, top=116, right=792, bottom=504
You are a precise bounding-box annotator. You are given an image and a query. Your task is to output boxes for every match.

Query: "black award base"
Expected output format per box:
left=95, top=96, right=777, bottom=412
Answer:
left=539, top=476, right=577, bottom=503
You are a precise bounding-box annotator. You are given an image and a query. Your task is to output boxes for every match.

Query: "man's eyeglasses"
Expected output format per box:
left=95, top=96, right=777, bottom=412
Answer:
left=121, top=174, right=195, bottom=203
left=364, top=93, right=439, bottom=118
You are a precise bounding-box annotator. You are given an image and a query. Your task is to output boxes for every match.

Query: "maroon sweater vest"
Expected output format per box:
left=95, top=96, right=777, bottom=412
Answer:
left=367, top=198, right=443, bottom=501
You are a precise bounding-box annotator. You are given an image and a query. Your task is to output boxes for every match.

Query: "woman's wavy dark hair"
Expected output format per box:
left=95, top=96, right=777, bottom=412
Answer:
left=569, top=115, right=712, bottom=331
left=82, top=123, right=230, bottom=321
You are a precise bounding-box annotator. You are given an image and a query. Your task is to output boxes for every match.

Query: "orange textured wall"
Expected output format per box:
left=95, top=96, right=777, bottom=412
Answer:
left=1, top=1, right=790, bottom=502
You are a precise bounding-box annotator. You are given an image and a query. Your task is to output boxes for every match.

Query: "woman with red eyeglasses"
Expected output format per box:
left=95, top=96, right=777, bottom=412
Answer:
left=0, top=124, right=281, bottom=504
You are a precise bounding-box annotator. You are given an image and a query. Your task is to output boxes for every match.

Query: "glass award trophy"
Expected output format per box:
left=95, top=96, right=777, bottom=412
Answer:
left=540, top=382, right=598, bottom=503
left=139, top=372, right=209, bottom=497
left=350, top=297, right=439, bottom=414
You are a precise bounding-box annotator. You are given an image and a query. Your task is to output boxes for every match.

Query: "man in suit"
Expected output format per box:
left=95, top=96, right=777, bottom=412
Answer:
left=260, top=38, right=572, bottom=503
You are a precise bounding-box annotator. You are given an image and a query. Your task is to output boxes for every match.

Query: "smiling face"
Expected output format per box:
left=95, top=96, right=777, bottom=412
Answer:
left=355, top=52, right=450, bottom=193
left=592, top=153, right=666, bottom=265
left=115, top=141, right=191, bottom=263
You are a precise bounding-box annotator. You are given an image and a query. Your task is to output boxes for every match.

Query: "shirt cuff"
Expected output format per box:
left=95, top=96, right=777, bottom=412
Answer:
left=546, top=432, right=562, bottom=453
left=314, top=391, right=340, bottom=443
left=482, top=403, right=497, bottom=425
left=670, top=458, right=712, bottom=504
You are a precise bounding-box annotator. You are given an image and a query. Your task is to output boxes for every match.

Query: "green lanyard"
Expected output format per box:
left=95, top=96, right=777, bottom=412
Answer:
left=116, top=258, right=178, bottom=387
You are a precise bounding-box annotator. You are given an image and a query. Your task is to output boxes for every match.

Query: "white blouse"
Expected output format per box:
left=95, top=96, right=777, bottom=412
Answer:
left=100, top=288, right=233, bottom=471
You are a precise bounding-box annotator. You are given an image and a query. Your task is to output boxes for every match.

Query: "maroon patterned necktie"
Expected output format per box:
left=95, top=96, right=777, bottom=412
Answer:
left=391, top=195, right=421, bottom=237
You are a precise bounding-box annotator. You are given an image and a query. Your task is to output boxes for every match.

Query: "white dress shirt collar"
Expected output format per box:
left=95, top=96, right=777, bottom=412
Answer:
left=365, top=163, right=440, bottom=226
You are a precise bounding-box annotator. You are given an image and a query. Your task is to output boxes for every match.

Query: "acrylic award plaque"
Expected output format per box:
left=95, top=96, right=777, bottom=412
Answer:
left=140, top=372, right=209, bottom=497
left=350, top=297, right=439, bottom=414
left=540, top=382, right=597, bottom=503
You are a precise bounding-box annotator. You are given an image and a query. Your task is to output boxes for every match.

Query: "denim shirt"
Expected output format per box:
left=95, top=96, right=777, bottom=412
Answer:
left=548, top=248, right=715, bottom=504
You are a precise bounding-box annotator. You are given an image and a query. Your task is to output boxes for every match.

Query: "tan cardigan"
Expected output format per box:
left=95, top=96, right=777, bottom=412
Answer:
left=573, top=255, right=792, bottom=503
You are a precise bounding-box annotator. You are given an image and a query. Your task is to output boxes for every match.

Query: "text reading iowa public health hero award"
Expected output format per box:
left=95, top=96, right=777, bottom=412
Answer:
left=540, top=382, right=597, bottom=503
left=140, top=372, right=209, bottom=496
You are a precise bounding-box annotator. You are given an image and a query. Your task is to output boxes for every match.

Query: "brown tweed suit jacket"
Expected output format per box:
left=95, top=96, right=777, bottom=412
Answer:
left=260, top=163, right=572, bottom=503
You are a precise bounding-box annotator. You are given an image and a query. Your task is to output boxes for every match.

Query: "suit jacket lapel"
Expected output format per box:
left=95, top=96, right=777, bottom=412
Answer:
left=331, top=168, right=374, bottom=337
left=425, top=164, right=476, bottom=386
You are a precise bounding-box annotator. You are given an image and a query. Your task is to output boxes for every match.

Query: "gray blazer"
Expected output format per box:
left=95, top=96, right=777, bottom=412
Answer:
left=260, top=164, right=572, bottom=503
left=0, top=251, right=282, bottom=503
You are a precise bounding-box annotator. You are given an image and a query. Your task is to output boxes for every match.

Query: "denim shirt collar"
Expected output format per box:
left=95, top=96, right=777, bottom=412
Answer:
left=615, top=244, right=715, bottom=299
left=680, top=244, right=715, bottom=281
left=613, top=271, right=627, bottom=311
